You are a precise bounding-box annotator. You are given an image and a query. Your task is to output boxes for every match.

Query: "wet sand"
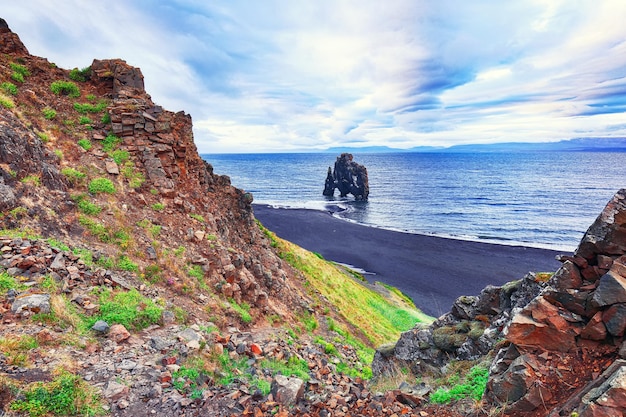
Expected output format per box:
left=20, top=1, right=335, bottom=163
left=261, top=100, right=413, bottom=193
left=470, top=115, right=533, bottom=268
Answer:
left=253, top=204, right=566, bottom=317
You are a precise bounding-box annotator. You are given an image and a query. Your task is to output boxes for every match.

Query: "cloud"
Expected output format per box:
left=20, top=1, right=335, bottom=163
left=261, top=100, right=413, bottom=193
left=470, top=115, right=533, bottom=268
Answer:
left=3, top=0, right=626, bottom=152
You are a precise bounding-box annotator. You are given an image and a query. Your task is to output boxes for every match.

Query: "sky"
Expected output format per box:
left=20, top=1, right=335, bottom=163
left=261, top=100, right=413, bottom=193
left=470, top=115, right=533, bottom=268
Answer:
left=4, top=1, right=626, bottom=153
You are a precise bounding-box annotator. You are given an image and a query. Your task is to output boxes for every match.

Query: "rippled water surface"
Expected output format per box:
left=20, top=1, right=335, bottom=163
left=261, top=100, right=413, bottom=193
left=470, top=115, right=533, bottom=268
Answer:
left=202, top=152, right=626, bottom=251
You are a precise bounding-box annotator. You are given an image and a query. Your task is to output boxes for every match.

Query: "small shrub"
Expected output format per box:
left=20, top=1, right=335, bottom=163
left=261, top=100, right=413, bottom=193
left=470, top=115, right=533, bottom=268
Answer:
left=77, top=199, right=101, bottom=216
left=68, top=66, right=91, bottom=82
left=42, top=107, right=57, bottom=120
left=36, top=132, right=49, bottom=142
left=117, top=255, right=138, bottom=272
left=73, top=101, right=106, bottom=114
left=229, top=299, right=252, bottom=324
left=102, top=134, right=121, bottom=152
left=144, top=264, right=162, bottom=283
left=149, top=225, right=162, bottom=238
left=88, top=288, right=162, bottom=330
left=86, top=94, right=96, bottom=101
left=10, top=62, right=30, bottom=77
left=101, top=113, right=111, bottom=124
left=110, top=149, right=129, bottom=164
left=77, top=138, right=92, bottom=150
left=50, top=80, right=80, bottom=98
left=10, top=371, right=103, bottom=416
left=0, top=94, right=15, bottom=109
left=78, top=115, right=91, bottom=125
left=190, top=214, right=205, bottom=222
left=62, top=168, right=86, bottom=185
left=11, top=72, right=24, bottom=83
left=187, top=265, right=204, bottom=280
left=78, top=215, right=110, bottom=242
left=20, top=174, right=41, bottom=186
left=88, top=177, right=116, bottom=194
left=151, top=202, right=165, bottom=211
left=1, top=82, right=18, bottom=95
left=54, top=149, right=63, bottom=160
left=430, top=365, right=489, bottom=404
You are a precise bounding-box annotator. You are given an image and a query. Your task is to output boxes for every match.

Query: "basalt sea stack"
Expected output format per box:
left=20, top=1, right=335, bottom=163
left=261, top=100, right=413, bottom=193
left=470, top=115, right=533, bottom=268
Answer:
left=322, top=153, right=369, bottom=200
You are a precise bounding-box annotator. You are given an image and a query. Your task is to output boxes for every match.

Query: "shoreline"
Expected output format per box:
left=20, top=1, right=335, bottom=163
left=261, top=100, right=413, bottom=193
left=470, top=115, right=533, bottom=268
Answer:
left=253, top=204, right=566, bottom=317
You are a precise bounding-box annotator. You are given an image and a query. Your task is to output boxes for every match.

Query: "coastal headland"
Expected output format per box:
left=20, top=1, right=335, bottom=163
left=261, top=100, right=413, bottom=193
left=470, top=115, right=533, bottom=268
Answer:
left=253, top=204, right=564, bottom=316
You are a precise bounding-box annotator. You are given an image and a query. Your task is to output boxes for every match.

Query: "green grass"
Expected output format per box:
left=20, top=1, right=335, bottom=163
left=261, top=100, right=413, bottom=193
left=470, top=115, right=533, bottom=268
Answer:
left=78, top=215, right=110, bottom=242
left=110, top=149, right=129, bottom=164
left=69, top=66, right=91, bottom=82
left=36, top=132, right=49, bottom=143
left=50, top=80, right=80, bottom=98
left=10, top=370, right=103, bottom=417
left=101, top=113, right=111, bottom=124
left=42, top=107, right=57, bottom=120
left=117, top=255, right=138, bottom=272
left=11, top=62, right=30, bottom=77
left=121, top=161, right=145, bottom=189
left=0, top=93, right=15, bottom=109
left=190, top=213, right=205, bottom=222
left=46, top=238, right=70, bottom=252
left=256, top=222, right=432, bottom=346
left=61, top=168, right=86, bottom=185
left=88, top=178, right=115, bottom=194
left=0, top=271, right=26, bottom=295
left=102, top=134, right=121, bottom=152
left=85, top=288, right=162, bottom=331
left=430, top=365, right=489, bottom=404
left=77, top=138, right=92, bottom=151
left=1, top=82, right=18, bottom=95
left=229, top=299, right=252, bottom=324
left=20, top=174, right=41, bottom=186
left=151, top=202, right=165, bottom=211
left=73, top=101, right=106, bottom=114
left=78, top=115, right=91, bottom=125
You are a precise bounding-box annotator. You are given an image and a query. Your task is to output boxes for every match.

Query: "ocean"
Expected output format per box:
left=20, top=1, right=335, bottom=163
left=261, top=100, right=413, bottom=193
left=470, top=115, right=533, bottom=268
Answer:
left=201, top=152, right=626, bottom=252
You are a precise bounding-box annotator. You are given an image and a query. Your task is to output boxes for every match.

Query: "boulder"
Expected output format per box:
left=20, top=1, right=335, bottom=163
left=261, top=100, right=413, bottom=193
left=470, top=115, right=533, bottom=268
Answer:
left=271, top=374, right=304, bottom=406
left=11, top=293, right=51, bottom=315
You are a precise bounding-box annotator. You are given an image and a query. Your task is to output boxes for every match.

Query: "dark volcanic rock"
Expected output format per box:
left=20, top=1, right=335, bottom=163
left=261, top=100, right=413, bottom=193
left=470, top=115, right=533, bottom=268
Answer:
left=322, top=153, right=369, bottom=200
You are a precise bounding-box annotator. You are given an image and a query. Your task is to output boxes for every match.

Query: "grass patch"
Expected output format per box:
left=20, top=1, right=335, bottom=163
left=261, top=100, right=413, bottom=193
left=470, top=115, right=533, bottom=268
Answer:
left=69, top=66, right=91, bottom=82
left=0, top=271, right=26, bottom=295
left=229, top=299, right=252, bottom=324
left=110, top=149, right=129, bottom=165
left=73, top=101, right=107, bottom=114
left=256, top=222, right=432, bottom=346
left=20, top=174, right=41, bottom=186
left=61, top=168, right=86, bottom=186
left=10, top=370, right=103, bottom=416
left=88, top=177, right=115, bottom=194
left=0, top=93, right=15, bottom=109
left=117, top=255, right=138, bottom=272
left=42, top=107, right=57, bottom=120
left=85, top=288, right=162, bottom=331
left=77, top=138, right=92, bottom=151
left=102, top=134, right=121, bottom=152
left=50, top=80, right=80, bottom=98
left=430, top=365, right=489, bottom=404
left=78, top=215, right=110, bottom=242
left=1, top=81, right=18, bottom=95
left=151, top=202, right=165, bottom=211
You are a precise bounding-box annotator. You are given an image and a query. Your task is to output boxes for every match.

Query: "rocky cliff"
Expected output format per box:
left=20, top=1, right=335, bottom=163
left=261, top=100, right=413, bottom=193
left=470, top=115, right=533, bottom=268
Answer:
left=373, top=190, right=626, bottom=416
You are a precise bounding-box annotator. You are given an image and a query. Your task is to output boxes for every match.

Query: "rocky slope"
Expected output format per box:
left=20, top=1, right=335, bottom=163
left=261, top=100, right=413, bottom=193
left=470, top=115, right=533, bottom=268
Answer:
left=2, top=16, right=625, bottom=417
left=373, top=190, right=626, bottom=416
left=0, top=18, right=449, bottom=417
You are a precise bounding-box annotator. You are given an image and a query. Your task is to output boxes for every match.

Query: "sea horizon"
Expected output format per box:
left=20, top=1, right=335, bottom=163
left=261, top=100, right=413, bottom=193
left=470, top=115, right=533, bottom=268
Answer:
left=202, top=151, right=626, bottom=252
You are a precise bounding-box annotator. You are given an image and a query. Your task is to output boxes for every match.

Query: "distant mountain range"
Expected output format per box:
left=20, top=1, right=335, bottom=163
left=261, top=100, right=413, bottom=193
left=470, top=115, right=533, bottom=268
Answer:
left=323, top=138, right=626, bottom=153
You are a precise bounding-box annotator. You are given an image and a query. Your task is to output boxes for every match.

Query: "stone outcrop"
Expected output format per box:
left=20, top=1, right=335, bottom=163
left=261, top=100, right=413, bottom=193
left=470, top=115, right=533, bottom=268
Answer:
left=322, top=153, right=369, bottom=200
left=373, top=189, right=626, bottom=416
left=0, top=18, right=28, bottom=55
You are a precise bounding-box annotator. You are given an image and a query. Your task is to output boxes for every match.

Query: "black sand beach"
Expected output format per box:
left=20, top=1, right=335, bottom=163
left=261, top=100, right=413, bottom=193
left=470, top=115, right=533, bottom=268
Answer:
left=253, top=204, right=566, bottom=317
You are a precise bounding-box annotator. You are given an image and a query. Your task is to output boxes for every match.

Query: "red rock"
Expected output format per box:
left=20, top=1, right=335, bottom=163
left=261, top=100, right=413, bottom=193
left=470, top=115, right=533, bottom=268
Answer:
left=108, top=324, right=131, bottom=343
left=580, top=312, right=607, bottom=341
left=507, top=297, right=578, bottom=352
left=250, top=343, right=263, bottom=356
